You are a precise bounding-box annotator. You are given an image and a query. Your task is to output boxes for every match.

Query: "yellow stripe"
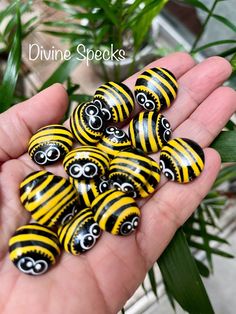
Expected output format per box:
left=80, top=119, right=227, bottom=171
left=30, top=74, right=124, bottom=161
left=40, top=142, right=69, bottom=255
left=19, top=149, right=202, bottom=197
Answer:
left=148, top=69, right=177, bottom=98
left=111, top=206, right=140, bottom=235
left=94, top=191, right=116, bottom=221
left=10, top=246, right=56, bottom=263
left=98, top=87, right=124, bottom=120
left=103, top=84, right=129, bottom=117
left=129, top=119, right=136, bottom=147
left=147, top=111, right=158, bottom=152
left=138, top=112, right=148, bottom=153
left=157, top=67, right=178, bottom=88
left=178, top=139, right=204, bottom=169
left=162, top=147, right=186, bottom=182
left=110, top=82, right=134, bottom=108
left=134, top=85, right=161, bottom=110
left=20, top=171, right=46, bottom=190
left=16, top=224, right=56, bottom=237
left=111, top=157, right=151, bottom=174
left=29, top=128, right=72, bottom=144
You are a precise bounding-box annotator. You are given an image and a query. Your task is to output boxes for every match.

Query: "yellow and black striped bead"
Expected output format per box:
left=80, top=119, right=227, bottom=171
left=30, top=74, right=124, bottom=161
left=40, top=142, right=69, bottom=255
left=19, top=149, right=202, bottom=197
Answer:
left=129, top=111, right=172, bottom=154
left=93, top=81, right=135, bottom=123
left=109, top=148, right=152, bottom=198
left=58, top=208, right=101, bottom=255
left=20, top=171, right=79, bottom=227
left=160, top=138, right=205, bottom=183
left=28, top=124, right=73, bottom=165
left=9, top=223, right=60, bottom=276
left=69, top=176, right=110, bottom=208
left=70, top=102, right=106, bottom=145
left=134, top=67, right=178, bottom=112
left=63, top=146, right=110, bottom=180
left=91, top=190, right=140, bottom=236
left=97, top=126, right=131, bottom=159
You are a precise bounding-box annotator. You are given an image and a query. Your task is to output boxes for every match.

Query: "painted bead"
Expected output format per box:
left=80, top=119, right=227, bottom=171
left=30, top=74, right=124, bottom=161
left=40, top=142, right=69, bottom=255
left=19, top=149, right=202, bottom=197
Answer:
left=58, top=208, right=101, bottom=255
left=129, top=111, right=172, bottom=154
left=160, top=138, right=205, bottom=183
left=28, top=124, right=73, bottom=165
left=63, top=146, right=110, bottom=180
left=20, top=171, right=79, bottom=227
left=69, top=176, right=110, bottom=208
left=134, top=67, right=178, bottom=111
left=93, top=81, right=135, bottom=122
left=91, top=189, right=140, bottom=236
left=9, top=223, right=60, bottom=276
left=109, top=148, right=152, bottom=198
left=97, top=126, right=131, bottom=159
left=70, top=102, right=106, bottom=145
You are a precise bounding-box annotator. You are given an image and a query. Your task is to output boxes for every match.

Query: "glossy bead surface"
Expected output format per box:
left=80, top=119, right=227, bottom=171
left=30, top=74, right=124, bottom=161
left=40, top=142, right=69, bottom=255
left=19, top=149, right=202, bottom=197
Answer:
left=91, top=190, right=140, bottom=236
left=129, top=111, right=172, bottom=154
left=20, top=171, right=79, bottom=227
left=134, top=67, right=178, bottom=112
left=9, top=223, right=60, bottom=276
left=28, top=124, right=73, bottom=165
left=63, top=146, right=110, bottom=180
left=160, top=138, right=205, bottom=183
left=58, top=208, right=101, bottom=255
left=70, top=102, right=106, bottom=145
left=93, top=81, right=135, bottom=122
left=97, top=126, right=131, bottom=159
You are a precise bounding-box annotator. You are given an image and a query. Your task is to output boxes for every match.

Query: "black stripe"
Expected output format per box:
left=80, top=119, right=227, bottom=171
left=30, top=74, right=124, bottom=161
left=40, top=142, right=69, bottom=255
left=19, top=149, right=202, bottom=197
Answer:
left=14, top=228, right=58, bottom=242
left=162, top=149, right=184, bottom=182
left=10, top=240, right=59, bottom=257
left=153, top=68, right=178, bottom=92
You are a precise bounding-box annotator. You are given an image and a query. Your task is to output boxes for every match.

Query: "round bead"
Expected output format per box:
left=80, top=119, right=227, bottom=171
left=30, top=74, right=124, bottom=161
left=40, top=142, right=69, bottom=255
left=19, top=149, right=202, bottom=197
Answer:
left=91, top=189, right=140, bottom=236
left=20, top=171, right=79, bottom=227
left=109, top=148, right=152, bottom=198
left=58, top=208, right=101, bottom=255
left=160, top=138, right=205, bottom=183
left=93, top=81, right=135, bottom=123
left=9, top=223, right=60, bottom=276
left=134, top=67, right=178, bottom=112
left=97, top=126, right=131, bottom=159
left=28, top=124, right=73, bottom=165
left=129, top=111, right=172, bottom=153
left=70, top=102, right=106, bottom=145
left=63, top=146, right=110, bottom=180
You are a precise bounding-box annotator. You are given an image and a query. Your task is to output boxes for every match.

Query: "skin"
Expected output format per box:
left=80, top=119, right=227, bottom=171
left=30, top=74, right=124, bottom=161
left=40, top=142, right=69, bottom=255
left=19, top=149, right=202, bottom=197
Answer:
left=0, top=52, right=236, bottom=314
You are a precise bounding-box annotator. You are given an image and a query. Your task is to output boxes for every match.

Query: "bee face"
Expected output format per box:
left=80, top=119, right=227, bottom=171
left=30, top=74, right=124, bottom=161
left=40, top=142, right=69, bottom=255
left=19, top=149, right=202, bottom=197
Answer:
left=104, top=126, right=128, bottom=142
left=119, top=215, right=139, bottom=236
left=93, top=99, right=112, bottom=122
left=83, top=103, right=105, bottom=130
left=68, top=161, right=99, bottom=179
left=32, top=144, right=62, bottom=165
left=135, top=91, right=157, bottom=111
left=110, top=174, right=137, bottom=198
left=73, top=221, right=101, bottom=253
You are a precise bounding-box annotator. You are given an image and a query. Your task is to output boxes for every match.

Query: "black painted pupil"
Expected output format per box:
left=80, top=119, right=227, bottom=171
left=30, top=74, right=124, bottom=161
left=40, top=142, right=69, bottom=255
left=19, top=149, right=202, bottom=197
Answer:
left=163, top=118, right=170, bottom=128
left=90, top=116, right=103, bottom=129
left=121, top=222, right=133, bottom=235
left=91, top=225, right=100, bottom=236
left=101, top=109, right=111, bottom=121
left=71, top=165, right=81, bottom=175
left=84, top=164, right=97, bottom=176
left=47, top=148, right=60, bottom=160
left=145, top=101, right=154, bottom=109
left=123, top=185, right=134, bottom=193
left=115, top=130, right=124, bottom=137
left=100, top=182, right=108, bottom=192
left=83, top=235, right=95, bottom=249
left=87, top=105, right=98, bottom=115
left=137, top=94, right=145, bottom=104
left=35, top=152, right=46, bottom=163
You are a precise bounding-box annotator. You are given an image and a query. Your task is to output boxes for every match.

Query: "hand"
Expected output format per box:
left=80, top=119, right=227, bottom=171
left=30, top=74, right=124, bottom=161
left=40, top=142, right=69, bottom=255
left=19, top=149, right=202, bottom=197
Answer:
left=0, top=52, right=235, bottom=314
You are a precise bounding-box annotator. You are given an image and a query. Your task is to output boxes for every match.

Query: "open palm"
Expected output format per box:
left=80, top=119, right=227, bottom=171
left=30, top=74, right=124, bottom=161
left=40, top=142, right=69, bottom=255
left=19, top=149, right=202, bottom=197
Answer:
left=0, top=52, right=236, bottom=314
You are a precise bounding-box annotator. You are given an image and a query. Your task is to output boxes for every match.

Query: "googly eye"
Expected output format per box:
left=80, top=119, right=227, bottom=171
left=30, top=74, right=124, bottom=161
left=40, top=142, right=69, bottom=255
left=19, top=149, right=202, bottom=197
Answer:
left=144, top=100, right=155, bottom=110
left=132, top=216, right=139, bottom=229
left=69, top=164, right=83, bottom=178
left=120, top=221, right=133, bottom=236
left=89, top=223, right=101, bottom=238
left=89, top=116, right=103, bottom=130
left=136, top=92, right=147, bottom=105
left=46, top=147, right=60, bottom=161
left=80, top=234, right=96, bottom=250
left=114, top=129, right=125, bottom=138
left=83, top=163, right=98, bottom=178
left=85, top=104, right=99, bottom=116
left=34, top=151, right=47, bottom=165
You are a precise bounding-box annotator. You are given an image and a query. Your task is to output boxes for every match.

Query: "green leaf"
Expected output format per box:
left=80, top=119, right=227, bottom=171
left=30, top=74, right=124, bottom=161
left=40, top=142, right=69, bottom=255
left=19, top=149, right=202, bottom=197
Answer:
left=212, top=14, right=236, bottom=32
left=44, top=0, right=77, bottom=14
left=94, top=0, right=119, bottom=26
left=0, top=7, right=22, bottom=112
left=213, top=164, right=236, bottom=188
left=220, top=47, right=236, bottom=58
left=192, top=40, right=236, bottom=53
left=231, top=53, right=236, bottom=71
left=148, top=267, right=158, bottom=297
left=158, top=228, right=214, bottom=314
left=188, top=240, right=234, bottom=258
left=182, top=0, right=210, bottom=12
left=195, top=259, right=210, bottom=278
left=211, top=131, right=236, bottom=162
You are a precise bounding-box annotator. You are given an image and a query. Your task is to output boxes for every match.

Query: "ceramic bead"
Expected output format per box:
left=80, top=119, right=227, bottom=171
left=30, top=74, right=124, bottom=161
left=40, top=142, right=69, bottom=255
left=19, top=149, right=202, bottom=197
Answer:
left=63, top=146, right=110, bottom=180
left=129, top=111, right=172, bottom=153
left=97, top=126, right=131, bottom=159
left=58, top=208, right=101, bottom=255
left=134, top=67, right=178, bottom=112
left=160, top=138, right=205, bottom=183
left=91, top=190, right=140, bottom=236
left=20, top=171, right=79, bottom=227
left=28, top=124, right=73, bottom=165
left=93, top=81, right=135, bottom=122
left=9, top=223, right=60, bottom=276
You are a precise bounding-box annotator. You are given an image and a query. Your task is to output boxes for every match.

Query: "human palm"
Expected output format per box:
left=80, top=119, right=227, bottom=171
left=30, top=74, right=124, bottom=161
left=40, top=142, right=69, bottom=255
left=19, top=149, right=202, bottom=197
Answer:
left=0, top=52, right=235, bottom=314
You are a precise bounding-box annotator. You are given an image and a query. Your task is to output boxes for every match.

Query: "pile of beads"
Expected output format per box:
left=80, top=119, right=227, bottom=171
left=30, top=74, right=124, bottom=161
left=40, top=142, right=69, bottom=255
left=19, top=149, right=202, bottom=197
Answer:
left=9, top=67, right=205, bottom=276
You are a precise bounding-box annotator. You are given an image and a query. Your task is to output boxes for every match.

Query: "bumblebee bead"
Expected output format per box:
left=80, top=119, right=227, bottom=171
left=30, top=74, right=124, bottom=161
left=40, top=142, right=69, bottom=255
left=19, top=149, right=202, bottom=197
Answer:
left=93, top=81, right=135, bottom=123
left=58, top=208, right=101, bottom=255
left=91, top=190, right=140, bottom=236
left=9, top=223, right=60, bottom=276
left=134, top=67, right=178, bottom=111
left=28, top=124, right=73, bottom=165
left=160, top=138, right=205, bottom=183
left=70, top=102, right=106, bottom=145
left=20, top=171, right=79, bottom=227
left=97, top=126, right=131, bottom=159
left=129, top=111, right=172, bottom=154
left=63, top=146, right=110, bottom=180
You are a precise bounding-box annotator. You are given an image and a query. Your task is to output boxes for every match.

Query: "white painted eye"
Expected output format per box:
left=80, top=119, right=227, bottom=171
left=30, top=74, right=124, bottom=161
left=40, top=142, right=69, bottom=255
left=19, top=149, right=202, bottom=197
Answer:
left=34, top=151, right=47, bottom=165
left=89, top=223, right=101, bottom=238
left=99, top=180, right=109, bottom=193
left=93, top=99, right=102, bottom=108
left=161, top=117, right=170, bottom=129
left=80, top=234, right=96, bottom=250
left=61, top=206, right=78, bottom=225
left=69, top=164, right=83, bottom=178
left=136, top=92, right=147, bottom=105
left=17, top=257, right=48, bottom=275
left=121, top=183, right=136, bottom=198
left=112, top=182, right=122, bottom=191
left=114, top=129, right=125, bottom=139
left=120, top=221, right=133, bottom=236
left=89, top=116, right=103, bottom=130
left=163, top=129, right=171, bottom=142
left=106, top=126, right=116, bottom=134
left=132, top=216, right=139, bottom=229
left=83, top=163, right=98, bottom=178
left=85, top=104, right=99, bottom=116
left=101, top=108, right=111, bottom=121
left=144, top=100, right=155, bottom=110
left=46, top=147, right=60, bottom=161
left=160, top=159, right=175, bottom=181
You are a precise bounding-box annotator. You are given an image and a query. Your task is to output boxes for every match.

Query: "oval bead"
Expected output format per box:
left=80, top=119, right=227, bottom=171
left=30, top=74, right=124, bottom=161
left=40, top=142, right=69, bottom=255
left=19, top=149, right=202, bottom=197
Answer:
left=134, top=67, right=178, bottom=112
left=9, top=223, right=60, bottom=276
left=63, top=146, right=110, bottom=180
left=70, top=102, right=105, bottom=145
left=20, top=171, right=79, bottom=227
left=129, top=111, right=172, bottom=154
left=97, top=126, right=131, bottom=159
left=28, top=124, right=73, bottom=165
left=91, top=189, right=140, bottom=236
left=58, top=208, right=101, bottom=255
left=160, top=138, right=205, bottom=183
left=93, top=81, right=135, bottom=123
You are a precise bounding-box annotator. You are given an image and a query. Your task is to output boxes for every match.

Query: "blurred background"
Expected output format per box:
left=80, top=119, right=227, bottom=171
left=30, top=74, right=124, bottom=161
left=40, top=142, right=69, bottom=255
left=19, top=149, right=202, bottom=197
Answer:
left=0, top=1, right=235, bottom=313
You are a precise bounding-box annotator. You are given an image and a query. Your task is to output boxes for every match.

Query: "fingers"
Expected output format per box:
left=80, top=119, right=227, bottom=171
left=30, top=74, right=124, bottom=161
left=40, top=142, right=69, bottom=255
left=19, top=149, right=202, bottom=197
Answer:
left=0, top=84, right=68, bottom=164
